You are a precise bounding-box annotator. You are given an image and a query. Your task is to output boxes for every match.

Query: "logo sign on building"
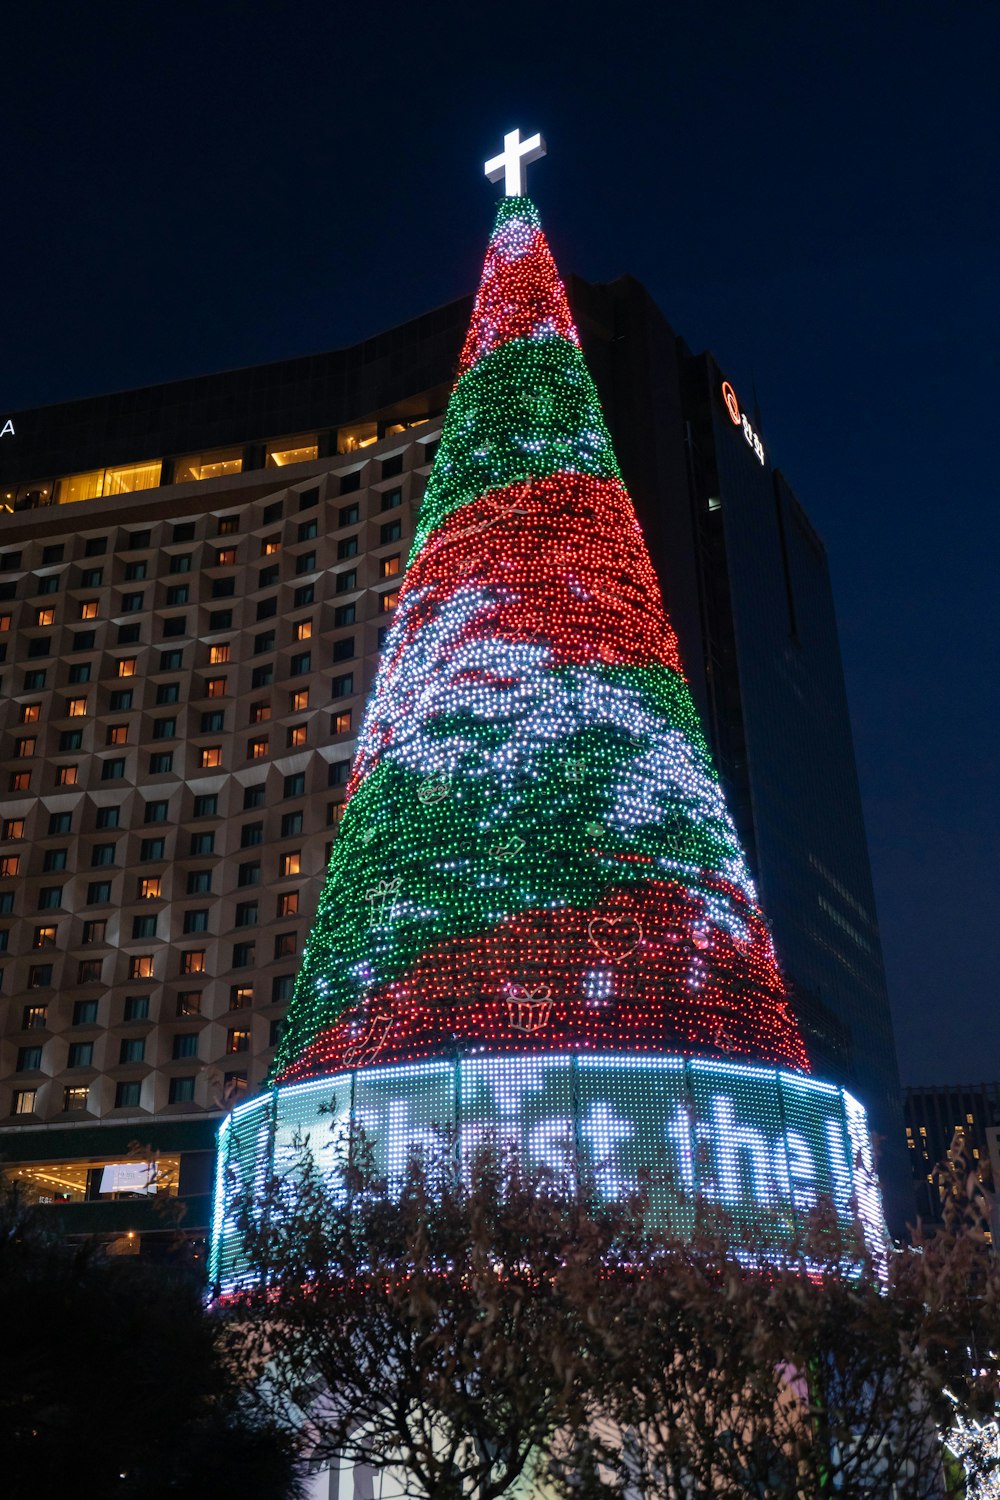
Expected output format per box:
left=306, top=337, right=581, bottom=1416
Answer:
left=0, top=419, right=13, bottom=438
left=720, top=382, right=764, bottom=466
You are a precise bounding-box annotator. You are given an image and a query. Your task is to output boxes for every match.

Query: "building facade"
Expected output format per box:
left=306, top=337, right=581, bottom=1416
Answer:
left=904, top=1081, right=1000, bottom=1223
left=0, top=276, right=909, bottom=1243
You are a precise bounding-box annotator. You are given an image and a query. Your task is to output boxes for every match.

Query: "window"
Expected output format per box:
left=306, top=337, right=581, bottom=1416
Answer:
left=17, top=1045, right=43, bottom=1071
left=169, top=553, right=192, bottom=574
left=87, top=882, right=111, bottom=904
left=110, top=689, right=133, bottom=711
left=380, top=519, right=403, bottom=547
left=140, top=838, right=165, bottom=861
left=215, top=548, right=238, bottom=566
left=77, top=959, right=103, bottom=984
left=206, top=676, right=227, bottom=698
left=281, top=811, right=303, bottom=837
left=217, top=515, right=240, bottom=535
left=261, top=535, right=281, bottom=556
left=0, top=890, right=16, bottom=912
left=267, top=436, right=318, bottom=467
left=84, top=537, right=107, bottom=556
left=123, top=563, right=145, bottom=582
left=33, top=925, right=58, bottom=947
left=91, top=844, right=116, bottom=866
left=94, top=807, right=118, bottom=831
left=332, top=638, right=354, bottom=662
left=279, top=851, right=301, bottom=877
left=55, top=765, right=78, bottom=786
left=209, top=643, right=230, bottom=665
left=293, top=584, right=315, bottom=608
left=328, top=759, right=351, bottom=787
left=124, top=995, right=150, bottom=1021
left=37, top=576, right=60, bottom=595
left=283, top=772, right=306, bottom=799
left=23, top=670, right=47, bottom=691
left=37, top=887, right=63, bottom=910
left=160, top=649, right=183, bottom=671
left=250, top=664, right=273, bottom=689
left=181, top=950, right=206, bottom=975
left=175, top=992, right=200, bottom=1017
left=173, top=522, right=196, bottom=542
left=103, top=757, right=127, bottom=779
left=20, top=704, right=41, bottom=724
left=8, top=773, right=30, bottom=792
left=381, top=486, right=402, bottom=510
left=198, top=747, right=222, bottom=769
left=73, top=1000, right=99, bottom=1024
left=132, top=916, right=156, bottom=940
left=297, top=518, right=318, bottom=541
left=254, top=631, right=275, bottom=655
left=335, top=537, right=356, bottom=561
left=81, top=568, right=103, bottom=588
left=120, top=1038, right=145, bottom=1064
left=144, top=800, right=169, bottom=823
left=139, top=877, right=161, bottom=900
left=128, top=529, right=151, bottom=549
left=115, top=1082, right=141, bottom=1108
left=3, top=818, right=26, bottom=839
left=332, top=710, right=352, bottom=735
left=162, top=615, right=186, bottom=638
left=334, top=603, right=356, bottom=628
left=67, top=1041, right=94, bottom=1067
left=119, top=627, right=141, bottom=649
left=13, top=1089, right=37, bottom=1115
left=166, top=584, right=189, bottom=606
left=58, top=731, right=83, bottom=751
left=235, top=901, right=258, bottom=928
left=153, top=717, right=176, bottom=741
left=237, top=861, right=261, bottom=887
left=380, top=589, right=400, bottom=614
left=28, top=964, right=53, bottom=988
left=0, top=614, right=9, bottom=633
left=227, top=1028, right=250, bottom=1054
left=247, top=736, right=268, bottom=760
left=274, top=931, right=297, bottom=959
left=156, top=682, right=180, bottom=704
left=272, top=974, right=295, bottom=1004
left=78, top=599, right=99, bottom=621
left=117, top=657, right=137, bottom=677
left=169, top=1076, right=196, bottom=1104
left=232, top=942, right=255, bottom=968
left=148, top=751, right=172, bottom=774
left=290, top=651, right=311, bottom=676
left=380, top=554, right=402, bottom=578
left=193, top=793, right=218, bottom=817
left=331, top=672, right=354, bottom=698
left=241, top=821, right=263, bottom=848
left=338, top=503, right=360, bottom=526
left=299, top=486, right=319, bottom=511
left=224, top=1072, right=248, bottom=1098
left=249, top=702, right=271, bottom=724
left=35, top=607, right=55, bottom=627
left=230, top=985, right=253, bottom=1010
left=186, top=870, right=211, bottom=895
left=177, top=449, right=243, bottom=485
left=42, top=544, right=64, bottom=564
left=128, top=955, right=155, bottom=979
left=122, top=591, right=144, bottom=612
left=15, top=737, right=36, bottom=757
left=256, top=597, right=277, bottom=621
left=287, top=725, right=307, bottom=749
left=340, top=467, right=362, bottom=491
left=183, top=909, right=208, bottom=934
left=278, top=891, right=300, bottom=917
left=259, top=564, right=279, bottom=589
left=64, top=1086, right=89, bottom=1112
left=189, top=832, right=215, bottom=855
left=82, top=920, right=107, bottom=944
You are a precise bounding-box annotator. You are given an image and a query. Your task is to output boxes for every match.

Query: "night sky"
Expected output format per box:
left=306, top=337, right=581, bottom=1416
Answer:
left=4, top=1, right=997, bottom=1085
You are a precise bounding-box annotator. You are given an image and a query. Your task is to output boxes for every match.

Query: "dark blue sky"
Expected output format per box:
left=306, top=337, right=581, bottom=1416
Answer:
left=4, top=0, right=997, bottom=1083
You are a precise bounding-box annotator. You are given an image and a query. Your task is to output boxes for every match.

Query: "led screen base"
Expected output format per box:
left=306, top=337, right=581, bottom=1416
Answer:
left=208, top=1054, right=886, bottom=1292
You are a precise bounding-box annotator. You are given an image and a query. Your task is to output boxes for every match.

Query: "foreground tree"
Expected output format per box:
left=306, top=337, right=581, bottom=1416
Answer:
left=0, top=1179, right=301, bottom=1500
left=225, top=1130, right=1000, bottom=1499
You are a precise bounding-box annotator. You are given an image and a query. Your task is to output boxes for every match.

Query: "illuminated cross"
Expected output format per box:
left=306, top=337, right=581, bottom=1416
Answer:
left=484, top=128, right=547, bottom=197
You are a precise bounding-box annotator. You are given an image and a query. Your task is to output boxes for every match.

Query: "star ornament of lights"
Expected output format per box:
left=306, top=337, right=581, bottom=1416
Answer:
left=946, top=1413, right=1000, bottom=1498
left=208, top=130, right=890, bottom=1294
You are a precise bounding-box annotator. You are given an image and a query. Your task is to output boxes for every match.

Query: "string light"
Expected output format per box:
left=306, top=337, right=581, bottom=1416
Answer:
left=271, top=194, right=809, bottom=1086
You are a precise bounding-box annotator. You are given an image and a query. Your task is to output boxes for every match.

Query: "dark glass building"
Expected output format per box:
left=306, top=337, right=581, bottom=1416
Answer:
left=0, top=272, right=909, bottom=1242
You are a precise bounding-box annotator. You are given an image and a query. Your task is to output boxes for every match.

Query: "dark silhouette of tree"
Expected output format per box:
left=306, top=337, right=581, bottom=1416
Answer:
left=0, top=1179, right=301, bottom=1500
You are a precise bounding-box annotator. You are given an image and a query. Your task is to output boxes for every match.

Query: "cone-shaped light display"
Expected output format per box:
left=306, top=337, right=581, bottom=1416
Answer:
left=271, top=196, right=809, bottom=1085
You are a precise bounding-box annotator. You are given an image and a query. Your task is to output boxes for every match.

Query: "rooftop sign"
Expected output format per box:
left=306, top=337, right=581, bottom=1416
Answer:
left=721, top=381, right=764, bottom=466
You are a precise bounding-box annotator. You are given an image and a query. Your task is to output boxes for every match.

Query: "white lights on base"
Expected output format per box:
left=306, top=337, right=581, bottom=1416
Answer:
left=485, top=128, right=547, bottom=197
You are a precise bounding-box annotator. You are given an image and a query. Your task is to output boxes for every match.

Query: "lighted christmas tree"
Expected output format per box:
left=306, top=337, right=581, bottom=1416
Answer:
left=271, top=175, right=808, bottom=1086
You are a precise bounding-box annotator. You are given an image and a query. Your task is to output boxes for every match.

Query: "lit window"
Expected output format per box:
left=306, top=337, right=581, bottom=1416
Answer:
left=250, top=701, right=271, bottom=724
left=199, top=747, right=222, bottom=769
left=287, top=725, right=307, bottom=748
left=176, top=992, right=201, bottom=1017
left=103, top=461, right=162, bottom=496
left=79, top=600, right=98, bottom=620
left=15, top=738, right=36, bottom=757
left=380, top=555, right=401, bottom=578
left=215, top=548, right=238, bottom=567
left=278, top=891, right=299, bottom=917
left=209, top=643, right=230, bottom=664
left=380, top=589, right=400, bottom=613
left=68, top=697, right=88, bottom=717
left=3, top=818, right=25, bottom=841
left=266, top=436, right=319, bottom=467
left=227, top=1029, right=251, bottom=1054
left=20, top=704, right=41, bottom=723
left=181, top=950, right=206, bottom=975
left=56, top=765, right=78, bottom=786
left=248, top=736, right=268, bottom=760
left=332, top=710, right=352, bottom=735
left=64, top=1086, right=89, bottom=1111
left=279, top=852, right=301, bottom=877
left=337, top=422, right=377, bottom=453
left=175, top=448, right=243, bottom=483
left=139, top=878, right=161, bottom=900
left=294, top=619, right=312, bottom=640
left=274, top=931, right=296, bottom=959
left=13, top=1089, right=37, bottom=1116
left=0, top=614, right=10, bottom=631
left=82, top=920, right=107, bottom=944
left=230, top=985, right=253, bottom=1009
left=23, top=1006, right=47, bottom=1030
left=0, top=855, right=20, bottom=877
left=106, top=724, right=128, bottom=745
left=206, top=676, right=227, bottom=698
left=33, top=926, right=57, bottom=948
left=77, top=960, right=102, bottom=985
left=128, top=955, right=155, bottom=979
left=9, top=773, right=31, bottom=792
left=35, top=608, right=56, bottom=626
left=261, top=537, right=281, bottom=556
left=117, top=657, right=137, bottom=677
left=290, top=689, right=309, bottom=712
